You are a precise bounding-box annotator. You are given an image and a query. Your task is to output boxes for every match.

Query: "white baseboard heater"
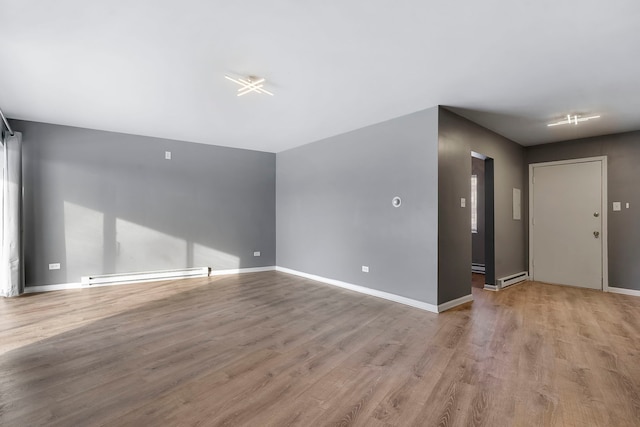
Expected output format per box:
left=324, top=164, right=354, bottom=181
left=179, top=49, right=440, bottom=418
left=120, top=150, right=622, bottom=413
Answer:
left=81, top=267, right=210, bottom=286
left=471, top=263, right=485, bottom=273
left=497, top=271, right=529, bottom=289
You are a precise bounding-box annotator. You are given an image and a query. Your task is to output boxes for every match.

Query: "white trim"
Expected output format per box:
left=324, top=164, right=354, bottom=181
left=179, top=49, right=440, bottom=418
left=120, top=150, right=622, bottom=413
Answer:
left=24, top=266, right=478, bottom=314
left=471, top=151, right=488, bottom=160
left=437, top=294, right=474, bottom=312
left=607, top=286, right=640, bottom=297
left=24, top=266, right=276, bottom=294
left=275, top=266, right=439, bottom=313
left=602, top=157, right=609, bottom=291
left=209, top=266, right=275, bottom=276
left=25, top=283, right=84, bottom=293
left=529, top=156, right=608, bottom=291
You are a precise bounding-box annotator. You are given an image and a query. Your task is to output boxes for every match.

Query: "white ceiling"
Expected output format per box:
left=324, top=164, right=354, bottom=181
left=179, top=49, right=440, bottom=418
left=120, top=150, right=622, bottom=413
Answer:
left=1, top=0, right=639, bottom=153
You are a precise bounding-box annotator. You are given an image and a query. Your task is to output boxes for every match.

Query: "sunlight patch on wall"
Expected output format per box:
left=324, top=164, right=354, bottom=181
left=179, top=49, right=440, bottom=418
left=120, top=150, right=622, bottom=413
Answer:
left=64, top=201, right=104, bottom=281
left=193, top=243, right=239, bottom=270
left=116, top=218, right=187, bottom=273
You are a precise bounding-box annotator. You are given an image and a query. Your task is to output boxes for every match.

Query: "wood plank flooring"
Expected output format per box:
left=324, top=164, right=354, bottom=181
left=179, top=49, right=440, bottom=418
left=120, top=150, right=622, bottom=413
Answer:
left=471, top=273, right=485, bottom=289
left=1, top=272, right=639, bottom=426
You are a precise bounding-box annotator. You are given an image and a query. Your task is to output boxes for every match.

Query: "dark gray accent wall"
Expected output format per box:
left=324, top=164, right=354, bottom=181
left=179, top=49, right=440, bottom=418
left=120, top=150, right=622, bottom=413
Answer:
left=276, top=108, right=439, bottom=305
left=438, top=108, right=526, bottom=303
left=472, top=157, right=485, bottom=266
left=526, top=131, right=640, bottom=291
left=14, top=120, right=276, bottom=287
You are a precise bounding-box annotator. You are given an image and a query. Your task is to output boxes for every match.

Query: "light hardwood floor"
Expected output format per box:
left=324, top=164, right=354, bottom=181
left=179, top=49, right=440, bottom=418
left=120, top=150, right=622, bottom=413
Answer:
left=1, top=272, right=639, bottom=426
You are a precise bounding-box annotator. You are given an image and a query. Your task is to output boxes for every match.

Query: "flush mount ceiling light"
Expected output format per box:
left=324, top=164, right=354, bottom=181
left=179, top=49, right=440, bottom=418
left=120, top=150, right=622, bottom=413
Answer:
left=224, top=75, right=274, bottom=97
left=547, top=114, right=600, bottom=127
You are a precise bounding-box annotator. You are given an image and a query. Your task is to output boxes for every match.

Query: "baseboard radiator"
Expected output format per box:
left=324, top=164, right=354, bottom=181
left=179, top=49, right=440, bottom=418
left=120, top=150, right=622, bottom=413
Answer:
left=471, top=263, right=486, bottom=273
left=497, top=271, right=529, bottom=289
left=81, top=267, right=210, bottom=286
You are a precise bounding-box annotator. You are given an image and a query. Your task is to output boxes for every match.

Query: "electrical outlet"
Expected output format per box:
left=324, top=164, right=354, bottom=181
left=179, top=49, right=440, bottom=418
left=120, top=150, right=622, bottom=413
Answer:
left=49, top=263, right=61, bottom=270
left=253, top=251, right=261, bottom=257
left=165, top=151, right=172, bottom=160
left=362, top=266, right=369, bottom=273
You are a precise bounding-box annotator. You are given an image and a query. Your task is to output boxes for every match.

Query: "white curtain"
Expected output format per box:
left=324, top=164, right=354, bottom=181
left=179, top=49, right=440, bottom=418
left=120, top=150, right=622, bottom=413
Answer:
left=1, top=131, right=23, bottom=297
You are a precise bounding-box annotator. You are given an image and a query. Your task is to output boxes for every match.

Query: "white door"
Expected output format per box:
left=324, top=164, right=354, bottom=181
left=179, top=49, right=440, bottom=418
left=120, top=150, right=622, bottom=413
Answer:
left=530, top=159, right=605, bottom=289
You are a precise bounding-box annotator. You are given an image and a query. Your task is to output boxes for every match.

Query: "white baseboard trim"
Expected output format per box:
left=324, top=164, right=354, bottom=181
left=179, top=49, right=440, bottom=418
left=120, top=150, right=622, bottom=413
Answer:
left=275, top=266, right=439, bottom=313
left=25, top=283, right=84, bottom=293
left=25, top=266, right=478, bottom=314
left=24, top=266, right=276, bottom=294
left=607, top=286, right=640, bottom=297
left=437, top=294, right=474, bottom=312
left=209, top=266, right=275, bottom=276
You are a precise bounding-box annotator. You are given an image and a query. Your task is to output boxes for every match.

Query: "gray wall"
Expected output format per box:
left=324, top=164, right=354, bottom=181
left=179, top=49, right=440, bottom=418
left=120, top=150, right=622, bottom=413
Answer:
left=438, top=108, right=526, bottom=303
left=526, top=131, right=640, bottom=291
left=276, top=108, right=439, bottom=305
left=13, top=120, right=276, bottom=287
left=471, top=157, right=485, bottom=266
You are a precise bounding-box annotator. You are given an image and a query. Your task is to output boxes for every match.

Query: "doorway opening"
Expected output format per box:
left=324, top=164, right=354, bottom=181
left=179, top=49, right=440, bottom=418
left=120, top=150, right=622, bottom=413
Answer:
left=471, top=151, right=495, bottom=289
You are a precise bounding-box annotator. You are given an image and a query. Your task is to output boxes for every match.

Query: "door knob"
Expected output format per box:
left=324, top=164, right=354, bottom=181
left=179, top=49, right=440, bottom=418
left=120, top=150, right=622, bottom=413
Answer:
left=593, top=212, right=600, bottom=217
left=593, top=231, right=600, bottom=238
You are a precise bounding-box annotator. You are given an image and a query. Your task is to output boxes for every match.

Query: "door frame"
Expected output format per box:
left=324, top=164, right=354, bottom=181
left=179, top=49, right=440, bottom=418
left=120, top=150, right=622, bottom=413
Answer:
left=528, top=156, right=608, bottom=291
left=471, top=151, right=495, bottom=287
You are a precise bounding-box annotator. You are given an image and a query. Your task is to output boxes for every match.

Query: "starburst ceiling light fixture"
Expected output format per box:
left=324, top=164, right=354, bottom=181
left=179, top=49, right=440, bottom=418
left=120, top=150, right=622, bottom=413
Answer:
left=547, top=114, right=600, bottom=127
left=224, top=75, right=274, bottom=97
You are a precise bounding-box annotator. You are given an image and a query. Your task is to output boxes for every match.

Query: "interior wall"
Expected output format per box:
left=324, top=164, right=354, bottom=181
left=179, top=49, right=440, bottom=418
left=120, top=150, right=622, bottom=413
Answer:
left=438, top=107, right=526, bottom=303
left=471, top=156, right=485, bottom=266
left=276, top=108, right=439, bottom=305
left=14, top=120, right=276, bottom=287
left=526, top=130, right=640, bottom=291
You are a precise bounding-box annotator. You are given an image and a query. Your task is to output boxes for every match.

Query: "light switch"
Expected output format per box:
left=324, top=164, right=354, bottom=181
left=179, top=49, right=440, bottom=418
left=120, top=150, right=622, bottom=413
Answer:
left=165, top=151, right=172, bottom=160
left=613, top=202, right=621, bottom=211
left=626, top=203, right=630, bottom=209
left=461, top=198, right=466, bottom=208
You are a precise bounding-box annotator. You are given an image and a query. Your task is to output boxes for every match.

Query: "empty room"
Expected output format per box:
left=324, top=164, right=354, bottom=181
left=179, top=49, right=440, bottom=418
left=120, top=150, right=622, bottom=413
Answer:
left=1, top=1, right=639, bottom=426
